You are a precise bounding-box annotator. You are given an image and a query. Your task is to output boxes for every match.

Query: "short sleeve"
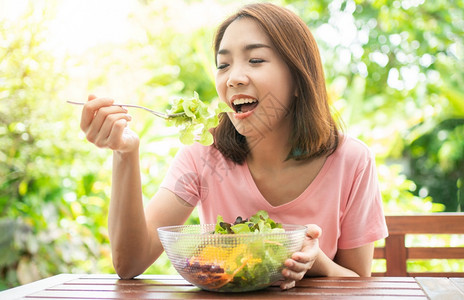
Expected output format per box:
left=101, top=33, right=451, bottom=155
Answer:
left=159, top=146, right=203, bottom=206
left=338, top=150, right=388, bottom=249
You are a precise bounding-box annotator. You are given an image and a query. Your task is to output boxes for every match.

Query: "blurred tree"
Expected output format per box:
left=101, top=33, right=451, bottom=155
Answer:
left=0, top=5, right=112, bottom=289
left=284, top=0, right=464, bottom=211
left=405, top=119, right=464, bottom=211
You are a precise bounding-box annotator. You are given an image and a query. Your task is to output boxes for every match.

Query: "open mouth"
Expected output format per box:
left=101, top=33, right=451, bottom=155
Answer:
left=232, top=98, right=259, bottom=114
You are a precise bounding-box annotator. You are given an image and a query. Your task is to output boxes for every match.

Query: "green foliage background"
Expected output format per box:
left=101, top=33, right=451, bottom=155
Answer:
left=1, top=0, right=463, bottom=289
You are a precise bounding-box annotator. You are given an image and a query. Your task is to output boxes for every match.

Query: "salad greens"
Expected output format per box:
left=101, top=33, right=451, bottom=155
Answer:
left=214, top=210, right=284, bottom=234
left=183, top=210, right=290, bottom=292
left=166, top=91, right=232, bottom=146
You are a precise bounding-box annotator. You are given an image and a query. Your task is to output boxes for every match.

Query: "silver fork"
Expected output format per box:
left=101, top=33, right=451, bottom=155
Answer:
left=66, top=100, right=186, bottom=119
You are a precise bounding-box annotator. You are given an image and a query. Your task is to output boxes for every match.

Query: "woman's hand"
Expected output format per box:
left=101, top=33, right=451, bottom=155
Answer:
left=280, top=224, right=322, bottom=290
left=80, top=94, right=139, bottom=153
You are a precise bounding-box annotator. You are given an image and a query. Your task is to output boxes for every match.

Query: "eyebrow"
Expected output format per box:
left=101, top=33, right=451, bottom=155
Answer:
left=217, top=43, right=272, bottom=55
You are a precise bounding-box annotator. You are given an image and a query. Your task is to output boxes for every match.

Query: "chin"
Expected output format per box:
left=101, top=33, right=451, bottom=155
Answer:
left=233, top=121, right=268, bottom=143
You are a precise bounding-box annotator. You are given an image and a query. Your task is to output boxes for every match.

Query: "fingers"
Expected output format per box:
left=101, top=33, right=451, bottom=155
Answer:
left=80, top=96, right=115, bottom=132
left=280, top=279, right=295, bottom=290
left=305, top=224, right=322, bottom=239
left=280, top=224, right=322, bottom=290
left=282, top=257, right=310, bottom=281
left=86, top=106, right=130, bottom=144
left=80, top=95, right=133, bottom=150
left=280, top=257, right=312, bottom=290
left=93, top=114, right=131, bottom=148
left=105, top=119, right=128, bottom=150
left=286, top=254, right=311, bottom=272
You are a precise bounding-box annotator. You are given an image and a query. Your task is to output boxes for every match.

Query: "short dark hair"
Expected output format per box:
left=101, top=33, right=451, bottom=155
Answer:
left=213, top=3, right=340, bottom=164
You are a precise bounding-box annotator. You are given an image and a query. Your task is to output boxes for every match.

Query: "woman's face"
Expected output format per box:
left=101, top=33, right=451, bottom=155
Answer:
left=215, top=17, right=295, bottom=141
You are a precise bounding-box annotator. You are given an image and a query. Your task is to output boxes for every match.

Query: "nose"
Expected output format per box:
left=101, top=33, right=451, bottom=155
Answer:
left=226, top=66, right=249, bottom=88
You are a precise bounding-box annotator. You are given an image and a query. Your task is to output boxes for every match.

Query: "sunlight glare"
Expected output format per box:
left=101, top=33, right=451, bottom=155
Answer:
left=47, top=0, right=137, bottom=56
left=0, top=0, right=138, bottom=56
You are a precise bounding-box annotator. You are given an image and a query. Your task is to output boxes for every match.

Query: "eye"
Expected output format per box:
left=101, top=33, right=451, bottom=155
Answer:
left=250, top=58, right=265, bottom=64
left=217, top=63, right=229, bottom=70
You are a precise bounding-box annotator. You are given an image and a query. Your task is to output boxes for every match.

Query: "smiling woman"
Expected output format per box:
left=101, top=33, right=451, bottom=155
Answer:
left=213, top=4, right=338, bottom=164
left=2, top=0, right=462, bottom=291
left=73, top=1, right=388, bottom=292
left=214, top=17, right=296, bottom=139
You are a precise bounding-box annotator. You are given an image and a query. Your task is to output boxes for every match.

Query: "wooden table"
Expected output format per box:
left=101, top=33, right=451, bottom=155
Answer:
left=1, top=274, right=463, bottom=300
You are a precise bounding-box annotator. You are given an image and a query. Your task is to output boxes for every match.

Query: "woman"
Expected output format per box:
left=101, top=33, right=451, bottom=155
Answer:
left=79, top=3, right=388, bottom=290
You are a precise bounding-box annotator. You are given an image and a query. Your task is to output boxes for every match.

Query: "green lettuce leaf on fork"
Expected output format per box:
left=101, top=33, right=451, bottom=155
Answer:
left=166, top=92, right=232, bottom=146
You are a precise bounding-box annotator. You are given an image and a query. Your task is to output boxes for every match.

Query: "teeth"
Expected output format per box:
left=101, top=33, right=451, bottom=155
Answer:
left=232, top=98, right=257, bottom=105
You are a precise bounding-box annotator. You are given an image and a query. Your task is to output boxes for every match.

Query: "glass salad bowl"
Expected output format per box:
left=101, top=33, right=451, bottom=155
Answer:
left=157, top=223, right=307, bottom=292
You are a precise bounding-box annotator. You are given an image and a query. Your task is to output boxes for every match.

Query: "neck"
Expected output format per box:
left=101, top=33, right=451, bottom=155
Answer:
left=246, top=125, right=298, bottom=171
left=248, top=138, right=289, bottom=166
left=242, top=110, right=296, bottom=168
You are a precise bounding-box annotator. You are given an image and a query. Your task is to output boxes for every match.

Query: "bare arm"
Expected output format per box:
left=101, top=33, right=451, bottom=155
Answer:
left=108, top=149, right=146, bottom=278
left=80, top=94, right=193, bottom=279
left=308, top=243, right=374, bottom=277
left=109, top=155, right=194, bottom=278
left=334, top=243, right=375, bottom=276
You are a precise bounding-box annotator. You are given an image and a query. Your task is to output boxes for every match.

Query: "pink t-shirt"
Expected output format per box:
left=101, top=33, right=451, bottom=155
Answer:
left=160, top=136, right=388, bottom=259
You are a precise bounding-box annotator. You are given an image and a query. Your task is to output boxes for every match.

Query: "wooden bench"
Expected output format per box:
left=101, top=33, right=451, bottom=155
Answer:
left=373, top=213, right=464, bottom=277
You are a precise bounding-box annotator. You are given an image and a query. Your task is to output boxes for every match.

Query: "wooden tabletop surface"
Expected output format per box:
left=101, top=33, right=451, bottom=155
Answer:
left=1, top=274, right=463, bottom=300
